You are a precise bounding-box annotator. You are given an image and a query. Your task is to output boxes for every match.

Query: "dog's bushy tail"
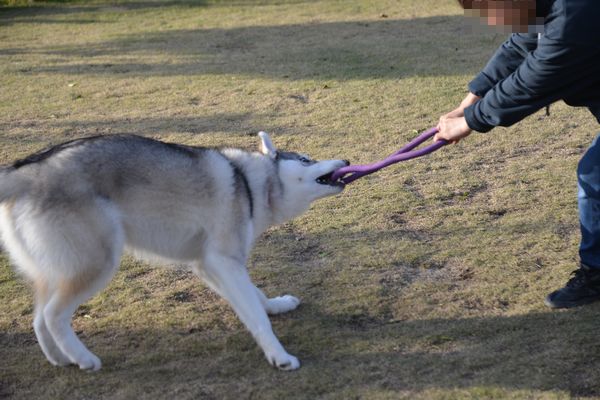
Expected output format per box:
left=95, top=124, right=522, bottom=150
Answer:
left=0, top=167, right=31, bottom=204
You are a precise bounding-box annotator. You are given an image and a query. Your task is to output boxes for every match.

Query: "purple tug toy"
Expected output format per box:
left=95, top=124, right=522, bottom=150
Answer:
left=330, top=127, right=448, bottom=185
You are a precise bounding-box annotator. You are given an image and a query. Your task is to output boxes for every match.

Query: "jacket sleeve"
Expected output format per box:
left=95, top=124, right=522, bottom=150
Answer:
left=468, top=33, right=539, bottom=98
left=464, top=36, right=600, bottom=133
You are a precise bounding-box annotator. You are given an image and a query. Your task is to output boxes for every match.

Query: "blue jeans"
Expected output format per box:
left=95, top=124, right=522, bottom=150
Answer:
left=578, top=134, right=600, bottom=268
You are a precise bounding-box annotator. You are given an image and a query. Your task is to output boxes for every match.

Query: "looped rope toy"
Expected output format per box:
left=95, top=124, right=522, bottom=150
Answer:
left=330, top=127, right=448, bottom=184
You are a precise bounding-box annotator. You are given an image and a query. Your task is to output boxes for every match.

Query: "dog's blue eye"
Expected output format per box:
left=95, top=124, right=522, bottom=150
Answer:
left=299, top=157, right=311, bottom=164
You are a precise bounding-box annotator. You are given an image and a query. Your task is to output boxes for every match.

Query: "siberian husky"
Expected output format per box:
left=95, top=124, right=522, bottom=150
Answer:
left=0, top=132, right=348, bottom=371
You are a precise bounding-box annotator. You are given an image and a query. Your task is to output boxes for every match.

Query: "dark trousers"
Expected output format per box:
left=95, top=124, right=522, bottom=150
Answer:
left=578, top=134, right=600, bottom=268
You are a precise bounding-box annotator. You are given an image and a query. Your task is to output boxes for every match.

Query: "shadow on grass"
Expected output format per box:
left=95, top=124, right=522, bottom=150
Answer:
left=0, top=113, right=259, bottom=138
left=0, top=1, right=347, bottom=24
left=295, top=307, right=600, bottom=398
left=1, top=221, right=592, bottom=398
left=4, top=13, right=498, bottom=80
left=0, top=2, right=189, bottom=21
left=2, top=307, right=600, bottom=398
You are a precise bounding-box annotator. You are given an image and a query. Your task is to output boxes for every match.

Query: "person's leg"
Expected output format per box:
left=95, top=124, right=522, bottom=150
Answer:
left=546, top=134, right=600, bottom=308
left=578, top=135, right=600, bottom=267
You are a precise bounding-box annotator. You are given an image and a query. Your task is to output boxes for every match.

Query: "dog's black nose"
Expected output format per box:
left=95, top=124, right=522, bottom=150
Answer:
left=343, top=160, right=350, bottom=166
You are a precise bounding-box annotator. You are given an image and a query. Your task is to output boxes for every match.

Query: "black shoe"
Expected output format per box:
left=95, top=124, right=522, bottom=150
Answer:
left=545, top=264, right=600, bottom=309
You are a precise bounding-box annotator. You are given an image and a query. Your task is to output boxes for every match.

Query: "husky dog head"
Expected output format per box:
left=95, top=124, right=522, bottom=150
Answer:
left=259, top=131, right=348, bottom=218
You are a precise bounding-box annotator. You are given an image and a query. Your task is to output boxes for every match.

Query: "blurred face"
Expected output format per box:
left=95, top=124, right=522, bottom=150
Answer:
left=465, top=0, right=538, bottom=33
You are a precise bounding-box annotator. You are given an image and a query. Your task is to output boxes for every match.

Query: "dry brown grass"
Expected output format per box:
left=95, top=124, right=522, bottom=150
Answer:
left=1, top=0, right=600, bottom=399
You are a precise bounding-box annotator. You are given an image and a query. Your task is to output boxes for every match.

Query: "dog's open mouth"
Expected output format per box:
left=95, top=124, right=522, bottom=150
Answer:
left=316, top=171, right=345, bottom=187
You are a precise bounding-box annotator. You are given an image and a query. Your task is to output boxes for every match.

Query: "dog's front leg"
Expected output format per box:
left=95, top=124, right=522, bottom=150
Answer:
left=254, top=286, right=300, bottom=315
left=198, top=253, right=300, bottom=371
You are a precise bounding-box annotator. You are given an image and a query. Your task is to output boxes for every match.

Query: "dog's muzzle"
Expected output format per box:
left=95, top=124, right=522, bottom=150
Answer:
left=316, top=160, right=350, bottom=187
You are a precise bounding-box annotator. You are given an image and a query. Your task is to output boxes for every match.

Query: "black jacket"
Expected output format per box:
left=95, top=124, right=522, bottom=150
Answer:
left=464, top=0, right=600, bottom=133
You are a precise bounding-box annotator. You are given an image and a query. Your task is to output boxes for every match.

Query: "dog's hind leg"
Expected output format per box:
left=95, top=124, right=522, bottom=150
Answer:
left=32, top=279, right=72, bottom=366
left=254, top=286, right=300, bottom=315
left=43, top=220, right=123, bottom=370
left=10, top=199, right=124, bottom=370
left=0, top=204, right=71, bottom=366
left=197, top=253, right=300, bottom=371
left=43, top=267, right=117, bottom=371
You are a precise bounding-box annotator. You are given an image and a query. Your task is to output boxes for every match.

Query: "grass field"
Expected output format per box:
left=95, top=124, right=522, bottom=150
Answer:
left=2, top=1, right=600, bottom=399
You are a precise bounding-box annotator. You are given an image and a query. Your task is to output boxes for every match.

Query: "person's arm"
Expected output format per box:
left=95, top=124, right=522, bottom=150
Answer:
left=469, top=33, right=539, bottom=98
left=465, top=37, right=600, bottom=133
left=433, top=33, right=537, bottom=144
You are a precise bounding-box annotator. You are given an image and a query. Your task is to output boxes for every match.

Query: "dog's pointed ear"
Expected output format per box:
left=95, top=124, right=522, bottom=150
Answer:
left=259, top=131, right=277, bottom=159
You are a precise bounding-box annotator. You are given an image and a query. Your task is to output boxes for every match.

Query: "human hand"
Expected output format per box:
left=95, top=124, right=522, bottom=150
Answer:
left=434, top=115, right=472, bottom=144
left=434, top=92, right=480, bottom=144
left=447, top=92, right=481, bottom=118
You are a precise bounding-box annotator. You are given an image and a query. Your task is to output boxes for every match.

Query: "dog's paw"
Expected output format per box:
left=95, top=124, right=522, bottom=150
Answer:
left=44, top=348, right=73, bottom=367
left=266, top=295, right=300, bottom=315
left=48, top=356, right=72, bottom=368
left=268, top=352, right=300, bottom=371
left=76, top=351, right=102, bottom=371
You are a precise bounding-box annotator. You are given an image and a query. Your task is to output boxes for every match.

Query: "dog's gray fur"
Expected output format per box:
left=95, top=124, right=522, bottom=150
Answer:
left=0, top=132, right=347, bottom=371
